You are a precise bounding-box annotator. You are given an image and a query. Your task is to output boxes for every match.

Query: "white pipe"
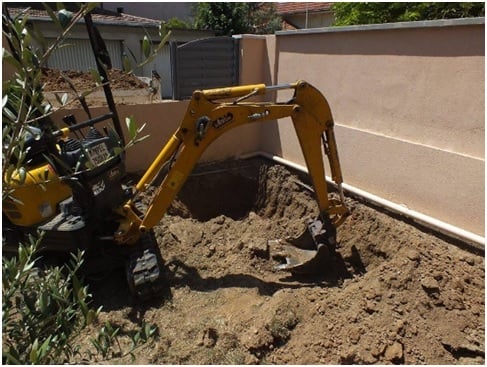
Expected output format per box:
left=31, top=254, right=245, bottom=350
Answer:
left=240, top=151, right=485, bottom=249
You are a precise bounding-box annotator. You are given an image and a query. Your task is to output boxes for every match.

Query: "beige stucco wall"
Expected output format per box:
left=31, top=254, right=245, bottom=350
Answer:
left=50, top=98, right=262, bottom=174
left=262, top=19, right=485, bottom=236
left=44, top=18, right=485, bottom=237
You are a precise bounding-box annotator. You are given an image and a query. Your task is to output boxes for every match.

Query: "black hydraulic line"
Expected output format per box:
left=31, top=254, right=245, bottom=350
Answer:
left=83, top=11, right=125, bottom=148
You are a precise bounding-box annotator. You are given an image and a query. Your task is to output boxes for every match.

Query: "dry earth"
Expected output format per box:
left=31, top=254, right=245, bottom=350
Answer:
left=41, top=67, right=147, bottom=92
left=41, top=67, right=154, bottom=106
left=42, top=69, right=484, bottom=364
left=75, top=160, right=484, bottom=365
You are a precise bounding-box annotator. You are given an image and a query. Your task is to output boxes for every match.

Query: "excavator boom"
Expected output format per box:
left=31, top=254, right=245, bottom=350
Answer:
left=115, top=80, right=349, bottom=274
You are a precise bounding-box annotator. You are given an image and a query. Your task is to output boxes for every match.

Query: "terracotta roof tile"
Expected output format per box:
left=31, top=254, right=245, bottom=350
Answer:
left=6, top=6, right=160, bottom=27
left=277, top=2, right=332, bottom=15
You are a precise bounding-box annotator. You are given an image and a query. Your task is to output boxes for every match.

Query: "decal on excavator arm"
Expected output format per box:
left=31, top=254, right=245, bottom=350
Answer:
left=212, top=113, right=234, bottom=129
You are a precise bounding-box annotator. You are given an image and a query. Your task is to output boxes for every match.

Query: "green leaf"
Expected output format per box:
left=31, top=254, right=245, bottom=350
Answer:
left=5, top=164, right=16, bottom=183
left=18, top=166, right=27, bottom=184
left=3, top=106, right=17, bottom=122
left=90, top=338, right=102, bottom=353
left=138, top=30, right=171, bottom=69
left=3, top=350, right=22, bottom=364
left=142, top=35, right=151, bottom=59
left=133, top=135, right=149, bottom=145
left=133, top=332, right=140, bottom=345
left=85, top=309, right=97, bottom=325
left=22, top=27, right=32, bottom=45
left=39, top=291, right=48, bottom=313
left=159, top=21, right=167, bottom=38
left=29, top=339, right=39, bottom=363
left=125, top=116, right=138, bottom=140
left=3, top=51, right=23, bottom=72
left=137, top=122, right=147, bottom=134
left=54, top=93, right=63, bottom=105
left=112, top=147, right=123, bottom=157
left=61, top=92, right=68, bottom=105
left=90, top=69, right=102, bottom=86
left=122, top=54, right=132, bottom=73
left=85, top=3, right=99, bottom=13
left=43, top=103, right=52, bottom=114
left=39, top=336, right=52, bottom=361
left=42, top=3, right=63, bottom=30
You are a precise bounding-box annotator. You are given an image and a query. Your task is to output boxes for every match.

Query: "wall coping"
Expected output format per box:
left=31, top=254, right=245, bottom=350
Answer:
left=233, top=34, right=269, bottom=39
left=275, top=17, right=485, bottom=36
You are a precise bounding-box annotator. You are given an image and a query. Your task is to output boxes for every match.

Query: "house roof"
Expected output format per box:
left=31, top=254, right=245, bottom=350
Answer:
left=5, top=6, right=161, bottom=28
left=276, top=2, right=332, bottom=15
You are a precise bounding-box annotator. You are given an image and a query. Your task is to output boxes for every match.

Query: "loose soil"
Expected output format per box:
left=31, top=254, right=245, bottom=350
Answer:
left=41, top=67, right=147, bottom=92
left=41, top=69, right=484, bottom=364
left=76, top=160, right=484, bottom=365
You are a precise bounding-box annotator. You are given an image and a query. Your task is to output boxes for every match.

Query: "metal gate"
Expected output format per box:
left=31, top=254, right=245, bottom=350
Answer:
left=170, top=37, right=239, bottom=100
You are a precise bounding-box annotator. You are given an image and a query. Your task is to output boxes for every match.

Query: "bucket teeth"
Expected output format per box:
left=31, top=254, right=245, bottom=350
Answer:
left=269, top=240, right=330, bottom=274
left=268, top=215, right=336, bottom=274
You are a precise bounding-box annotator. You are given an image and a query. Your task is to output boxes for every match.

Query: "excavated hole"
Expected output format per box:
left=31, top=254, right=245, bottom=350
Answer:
left=164, top=159, right=407, bottom=277
left=173, top=169, right=260, bottom=221
left=168, top=160, right=319, bottom=231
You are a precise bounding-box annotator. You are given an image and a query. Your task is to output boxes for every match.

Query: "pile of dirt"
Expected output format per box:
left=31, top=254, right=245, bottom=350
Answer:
left=80, top=161, right=484, bottom=365
left=41, top=67, right=147, bottom=92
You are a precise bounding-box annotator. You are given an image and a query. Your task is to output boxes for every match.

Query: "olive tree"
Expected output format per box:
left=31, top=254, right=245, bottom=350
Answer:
left=2, top=4, right=157, bottom=364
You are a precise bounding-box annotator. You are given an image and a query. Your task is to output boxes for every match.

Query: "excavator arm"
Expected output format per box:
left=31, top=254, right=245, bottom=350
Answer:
left=115, top=80, right=349, bottom=272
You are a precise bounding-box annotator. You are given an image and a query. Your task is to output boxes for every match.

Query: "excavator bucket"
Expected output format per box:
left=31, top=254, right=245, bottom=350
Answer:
left=268, top=216, right=337, bottom=274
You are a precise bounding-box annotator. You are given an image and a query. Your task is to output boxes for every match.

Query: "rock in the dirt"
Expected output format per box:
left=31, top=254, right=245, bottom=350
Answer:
left=348, top=327, right=361, bottom=344
left=384, top=341, right=404, bottom=363
left=362, top=351, right=379, bottom=364
left=168, top=222, right=203, bottom=246
left=198, top=327, right=218, bottom=348
left=394, top=319, right=406, bottom=336
left=364, top=300, right=377, bottom=314
left=371, top=342, right=387, bottom=358
left=339, top=348, right=359, bottom=364
left=406, top=249, right=421, bottom=262
left=206, top=244, right=216, bottom=257
left=241, top=326, right=274, bottom=356
left=421, top=276, right=440, bottom=292
left=460, top=255, right=476, bottom=266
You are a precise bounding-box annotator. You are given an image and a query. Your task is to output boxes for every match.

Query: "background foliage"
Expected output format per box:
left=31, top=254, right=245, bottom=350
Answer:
left=192, top=2, right=282, bottom=36
left=332, top=2, right=485, bottom=26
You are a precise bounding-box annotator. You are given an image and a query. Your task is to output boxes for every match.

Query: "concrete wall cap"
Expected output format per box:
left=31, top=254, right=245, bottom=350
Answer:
left=233, top=34, right=269, bottom=39
left=276, top=17, right=485, bottom=36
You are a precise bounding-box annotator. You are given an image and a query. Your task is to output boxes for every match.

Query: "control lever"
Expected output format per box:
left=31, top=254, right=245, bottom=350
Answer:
left=63, top=114, right=84, bottom=139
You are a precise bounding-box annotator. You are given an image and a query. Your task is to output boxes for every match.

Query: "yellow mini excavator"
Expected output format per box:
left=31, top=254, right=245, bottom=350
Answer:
left=3, top=11, right=349, bottom=299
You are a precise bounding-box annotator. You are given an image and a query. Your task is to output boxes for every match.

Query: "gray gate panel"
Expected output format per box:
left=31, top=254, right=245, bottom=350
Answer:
left=171, top=37, right=239, bottom=100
